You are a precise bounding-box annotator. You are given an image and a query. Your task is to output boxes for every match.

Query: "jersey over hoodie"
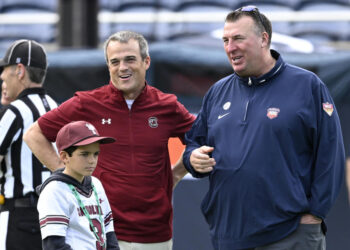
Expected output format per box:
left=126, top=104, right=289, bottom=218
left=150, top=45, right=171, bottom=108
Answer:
left=37, top=168, right=118, bottom=249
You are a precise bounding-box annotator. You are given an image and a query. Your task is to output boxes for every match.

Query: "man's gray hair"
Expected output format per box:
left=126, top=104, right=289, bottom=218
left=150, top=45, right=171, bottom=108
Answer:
left=103, top=31, right=149, bottom=64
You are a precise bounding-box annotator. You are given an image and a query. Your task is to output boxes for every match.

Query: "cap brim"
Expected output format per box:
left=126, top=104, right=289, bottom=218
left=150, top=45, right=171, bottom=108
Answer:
left=74, top=136, right=116, bottom=147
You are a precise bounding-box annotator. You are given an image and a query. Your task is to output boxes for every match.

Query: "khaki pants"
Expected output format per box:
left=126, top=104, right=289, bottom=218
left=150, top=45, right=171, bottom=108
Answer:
left=245, top=224, right=325, bottom=250
left=118, top=239, right=173, bottom=250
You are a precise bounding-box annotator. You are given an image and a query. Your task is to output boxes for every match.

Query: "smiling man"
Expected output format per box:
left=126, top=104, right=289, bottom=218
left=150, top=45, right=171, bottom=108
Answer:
left=24, top=31, right=195, bottom=250
left=183, top=6, right=345, bottom=250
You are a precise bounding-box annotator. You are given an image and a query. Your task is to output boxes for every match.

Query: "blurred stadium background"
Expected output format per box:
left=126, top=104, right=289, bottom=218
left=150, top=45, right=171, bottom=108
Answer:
left=1, top=0, right=350, bottom=249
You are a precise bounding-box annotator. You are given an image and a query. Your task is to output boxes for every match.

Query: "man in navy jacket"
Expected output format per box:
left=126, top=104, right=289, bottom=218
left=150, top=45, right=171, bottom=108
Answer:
left=183, top=6, right=345, bottom=250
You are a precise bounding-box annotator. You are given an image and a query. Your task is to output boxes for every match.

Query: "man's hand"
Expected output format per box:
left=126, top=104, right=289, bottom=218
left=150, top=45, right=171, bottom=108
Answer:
left=190, top=146, right=216, bottom=173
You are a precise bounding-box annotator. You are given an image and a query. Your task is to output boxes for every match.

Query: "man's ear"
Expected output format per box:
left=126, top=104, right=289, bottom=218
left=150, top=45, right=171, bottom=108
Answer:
left=144, top=56, right=151, bottom=70
left=261, top=32, right=269, bottom=48
left=16, top=64, right=25, bottom=77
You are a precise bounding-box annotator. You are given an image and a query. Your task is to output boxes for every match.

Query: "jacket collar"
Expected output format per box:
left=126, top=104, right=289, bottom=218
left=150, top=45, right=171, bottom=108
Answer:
left=237, top=50, right=285, bottom=87
left=108, top=81, right=148, bottom=104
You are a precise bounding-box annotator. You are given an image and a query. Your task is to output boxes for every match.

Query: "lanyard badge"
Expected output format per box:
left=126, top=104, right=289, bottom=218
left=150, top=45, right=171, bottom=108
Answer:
left=68, top=183, right=106, bottom=248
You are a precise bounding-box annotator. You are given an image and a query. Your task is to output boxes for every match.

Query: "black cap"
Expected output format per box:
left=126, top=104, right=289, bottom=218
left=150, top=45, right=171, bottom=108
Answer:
left=0, top=39, right=47, bottom=70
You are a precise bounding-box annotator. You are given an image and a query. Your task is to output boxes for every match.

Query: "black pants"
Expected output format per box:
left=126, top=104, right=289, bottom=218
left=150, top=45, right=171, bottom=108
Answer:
left=0, top=206, right=42, bottom=250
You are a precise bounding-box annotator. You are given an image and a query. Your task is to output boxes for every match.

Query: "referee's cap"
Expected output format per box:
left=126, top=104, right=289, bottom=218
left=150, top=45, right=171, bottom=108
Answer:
left=56, top=121, right=116, bottom=152
left=0, top=39, right=47, bottom=71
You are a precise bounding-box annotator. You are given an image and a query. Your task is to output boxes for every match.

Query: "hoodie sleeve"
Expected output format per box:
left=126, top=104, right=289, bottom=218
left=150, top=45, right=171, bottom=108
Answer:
left=43, top=236, right=73, bottom=250
left=309, top=77, right=345, bottom=219
left=106, top=232, right=120, bottom=250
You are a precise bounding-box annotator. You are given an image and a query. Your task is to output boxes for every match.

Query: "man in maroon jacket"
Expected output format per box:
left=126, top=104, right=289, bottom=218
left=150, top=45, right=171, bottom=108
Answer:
left=24, top=31, right=195, bottom=250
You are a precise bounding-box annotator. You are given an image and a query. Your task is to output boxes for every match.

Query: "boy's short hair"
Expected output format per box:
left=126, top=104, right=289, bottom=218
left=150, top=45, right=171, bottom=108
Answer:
left=56, top=121, right=115, bottom=152
left=63, top=145, right=78, bottom=157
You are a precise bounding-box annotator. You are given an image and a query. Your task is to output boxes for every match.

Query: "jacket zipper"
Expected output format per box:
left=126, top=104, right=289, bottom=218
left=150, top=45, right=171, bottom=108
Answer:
left=243, top=77, right=252, bottom=122
left=128, top=109, right=135, bottom=173
left=244, top=100, right=249, bottom=122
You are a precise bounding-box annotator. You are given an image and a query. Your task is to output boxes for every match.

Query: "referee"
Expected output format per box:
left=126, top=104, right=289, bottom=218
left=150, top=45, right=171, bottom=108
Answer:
left=0, top=40, right=58, bottom=250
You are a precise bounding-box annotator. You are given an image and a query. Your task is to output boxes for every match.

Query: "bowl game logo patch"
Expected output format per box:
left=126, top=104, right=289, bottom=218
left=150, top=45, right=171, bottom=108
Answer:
left=323, top=102, right=333, bottom=116
left=267, top=107, right=280, bottom=119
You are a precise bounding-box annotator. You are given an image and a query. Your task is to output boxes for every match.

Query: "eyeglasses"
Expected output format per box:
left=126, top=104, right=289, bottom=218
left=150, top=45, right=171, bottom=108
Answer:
left=236, top=5, right=266, bottom=32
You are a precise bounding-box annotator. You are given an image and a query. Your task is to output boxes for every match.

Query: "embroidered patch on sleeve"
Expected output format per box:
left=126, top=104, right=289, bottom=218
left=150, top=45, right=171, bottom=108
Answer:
left=323, top=102, right=334, bottom=116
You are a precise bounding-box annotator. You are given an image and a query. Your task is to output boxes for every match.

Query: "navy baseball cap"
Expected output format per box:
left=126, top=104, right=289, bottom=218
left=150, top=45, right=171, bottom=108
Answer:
left=56, top=121, right=116, bottom=152
left=0, top=39, right=47, bottom=71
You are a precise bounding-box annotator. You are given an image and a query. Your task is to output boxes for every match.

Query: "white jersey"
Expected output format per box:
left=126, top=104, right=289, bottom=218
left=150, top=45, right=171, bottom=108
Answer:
left=37, top=176, right=114, bottom=249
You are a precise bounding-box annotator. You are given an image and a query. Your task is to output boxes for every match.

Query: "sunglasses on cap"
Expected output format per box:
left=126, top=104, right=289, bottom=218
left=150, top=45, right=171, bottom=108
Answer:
left=236, top=5, right=266, bottom=32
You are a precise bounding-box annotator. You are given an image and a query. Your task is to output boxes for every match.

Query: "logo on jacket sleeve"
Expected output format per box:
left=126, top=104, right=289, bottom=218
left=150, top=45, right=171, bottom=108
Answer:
left=267, top=107, right=280, bottom=119
left=148, top=117, right=158, bottom=128
left=322, top=102, right=333, bottom=116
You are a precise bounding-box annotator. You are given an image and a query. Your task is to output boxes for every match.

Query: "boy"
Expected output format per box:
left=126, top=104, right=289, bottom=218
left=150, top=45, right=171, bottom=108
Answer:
left=36, top=121, right=120, bottom=250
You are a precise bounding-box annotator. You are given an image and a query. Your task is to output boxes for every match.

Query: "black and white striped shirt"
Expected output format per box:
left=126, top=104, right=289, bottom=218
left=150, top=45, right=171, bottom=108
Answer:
left=0, top=87, right=57, bottom=199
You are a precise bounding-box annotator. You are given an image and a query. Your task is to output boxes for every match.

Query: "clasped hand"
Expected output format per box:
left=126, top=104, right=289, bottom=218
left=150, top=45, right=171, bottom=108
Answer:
left=190, top=146, right=216, bottom=173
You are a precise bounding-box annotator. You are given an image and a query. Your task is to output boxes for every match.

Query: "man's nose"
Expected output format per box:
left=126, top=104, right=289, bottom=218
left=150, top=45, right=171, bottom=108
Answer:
left=228, top=42, right=237, bottom=53
left=119, top=60, right=128, bottom=70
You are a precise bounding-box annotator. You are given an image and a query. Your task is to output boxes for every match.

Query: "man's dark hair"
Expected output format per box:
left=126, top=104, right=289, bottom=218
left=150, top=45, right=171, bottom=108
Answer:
left=225, top=7, right=272, bottom=46
left=26, top=66, right=46, bottom=84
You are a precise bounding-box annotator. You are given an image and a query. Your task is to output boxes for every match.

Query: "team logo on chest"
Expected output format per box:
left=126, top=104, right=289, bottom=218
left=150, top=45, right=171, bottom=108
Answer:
left=217, top=102, right=231, bottom=120
left=322, top=102, right=333, bottom=116
left=148, top=117, right=158, bottom=128
left=267, top=107, right=280, bottom=119
left=223, top=102, right=231, bottom=110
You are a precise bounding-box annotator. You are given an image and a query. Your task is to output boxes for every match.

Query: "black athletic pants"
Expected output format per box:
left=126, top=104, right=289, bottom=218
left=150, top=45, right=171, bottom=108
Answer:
left=0, top=203, right=42, bottom=249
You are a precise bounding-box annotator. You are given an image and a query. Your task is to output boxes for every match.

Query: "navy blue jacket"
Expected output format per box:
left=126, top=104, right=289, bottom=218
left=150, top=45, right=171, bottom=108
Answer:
left=183, top=50, right=345, bottom=249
